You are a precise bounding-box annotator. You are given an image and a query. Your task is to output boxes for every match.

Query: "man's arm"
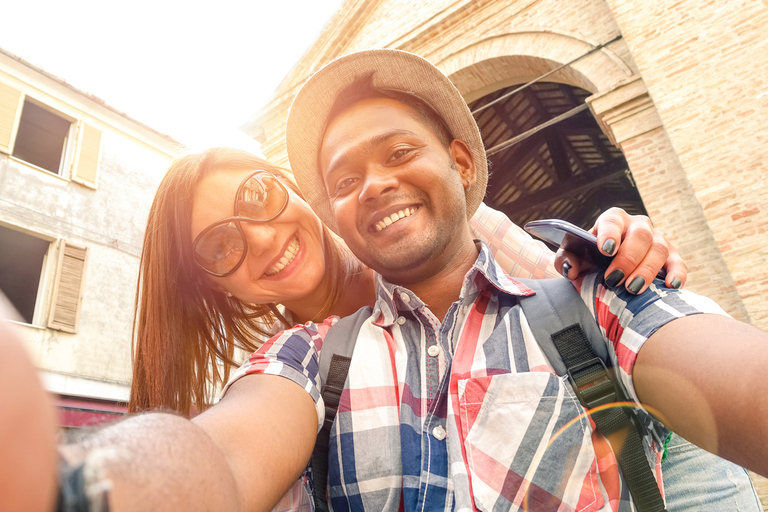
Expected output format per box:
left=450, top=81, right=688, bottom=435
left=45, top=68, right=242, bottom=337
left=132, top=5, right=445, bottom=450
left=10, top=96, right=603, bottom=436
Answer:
left=62, top=374, right=317, bottom=512
left=633, top=313, right=768, bottom=477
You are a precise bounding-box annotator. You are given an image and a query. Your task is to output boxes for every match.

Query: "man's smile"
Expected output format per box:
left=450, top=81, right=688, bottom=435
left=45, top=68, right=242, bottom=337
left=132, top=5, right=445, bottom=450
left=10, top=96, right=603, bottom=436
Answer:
left=372, top=206, right=419, bottom=232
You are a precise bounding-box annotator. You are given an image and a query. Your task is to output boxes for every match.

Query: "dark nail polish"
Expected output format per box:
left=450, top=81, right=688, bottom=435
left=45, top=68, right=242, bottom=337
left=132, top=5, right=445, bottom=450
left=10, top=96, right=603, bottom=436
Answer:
left=670, top=277, right=682, bottom=289
left=627, top=276, right=646, bottom=294
left=605, top=269, right=624, bottom=288
left=561, top=262, right=572, bottom=278
left=602, top=239, right=617, bottom=256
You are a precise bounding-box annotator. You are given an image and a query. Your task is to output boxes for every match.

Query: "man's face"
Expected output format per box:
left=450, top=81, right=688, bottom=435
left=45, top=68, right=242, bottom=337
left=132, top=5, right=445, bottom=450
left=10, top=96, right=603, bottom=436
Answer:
left=318, top=97, right=474, bottom=284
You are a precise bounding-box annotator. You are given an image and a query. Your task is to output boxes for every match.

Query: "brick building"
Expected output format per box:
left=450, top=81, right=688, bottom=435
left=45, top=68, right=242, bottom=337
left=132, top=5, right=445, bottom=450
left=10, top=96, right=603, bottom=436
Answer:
left=242, top=0, right=768, bottom=503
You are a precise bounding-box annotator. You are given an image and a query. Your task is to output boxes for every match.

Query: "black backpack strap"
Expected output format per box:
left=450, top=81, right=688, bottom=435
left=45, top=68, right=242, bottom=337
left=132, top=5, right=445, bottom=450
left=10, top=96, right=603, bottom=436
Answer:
left=312, top=306, right=372, bottom=512
left=517, top=278, right=666, bottom=512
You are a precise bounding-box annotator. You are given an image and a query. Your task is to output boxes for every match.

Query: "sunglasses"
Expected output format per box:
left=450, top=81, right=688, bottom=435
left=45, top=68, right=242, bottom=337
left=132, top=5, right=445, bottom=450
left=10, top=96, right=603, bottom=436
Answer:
left=192, top=170, right=289, bottom=277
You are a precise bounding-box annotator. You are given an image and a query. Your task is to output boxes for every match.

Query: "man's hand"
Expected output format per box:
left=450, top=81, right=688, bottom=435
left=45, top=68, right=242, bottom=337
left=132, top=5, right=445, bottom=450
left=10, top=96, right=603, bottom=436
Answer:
left=556, top=207, right=687, bottom=294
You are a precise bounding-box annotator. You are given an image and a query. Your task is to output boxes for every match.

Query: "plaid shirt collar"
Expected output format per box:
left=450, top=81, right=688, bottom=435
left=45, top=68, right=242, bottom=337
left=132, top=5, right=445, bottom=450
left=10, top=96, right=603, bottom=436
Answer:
left=371, top=241, right=536, bottom=327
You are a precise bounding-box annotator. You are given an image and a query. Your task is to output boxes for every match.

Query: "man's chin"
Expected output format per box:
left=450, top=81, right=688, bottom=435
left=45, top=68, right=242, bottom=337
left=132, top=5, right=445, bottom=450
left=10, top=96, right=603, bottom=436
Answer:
left=359, top=246, right=439, bottom=283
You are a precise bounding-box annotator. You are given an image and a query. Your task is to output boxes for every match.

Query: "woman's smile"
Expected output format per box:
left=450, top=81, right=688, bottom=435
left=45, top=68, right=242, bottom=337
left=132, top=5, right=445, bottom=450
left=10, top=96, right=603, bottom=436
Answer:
left=263, top=235, right=301, bottom=278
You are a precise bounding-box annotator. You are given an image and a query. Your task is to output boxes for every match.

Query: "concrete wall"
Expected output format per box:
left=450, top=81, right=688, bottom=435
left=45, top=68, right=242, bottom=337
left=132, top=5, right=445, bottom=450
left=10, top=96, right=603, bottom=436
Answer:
left=0, top=52, right=179, bottom=400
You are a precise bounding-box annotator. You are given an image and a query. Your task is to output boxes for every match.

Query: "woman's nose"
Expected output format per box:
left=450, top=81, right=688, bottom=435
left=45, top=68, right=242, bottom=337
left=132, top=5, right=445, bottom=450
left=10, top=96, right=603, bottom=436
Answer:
left=240, top=222, right=278, bottom=259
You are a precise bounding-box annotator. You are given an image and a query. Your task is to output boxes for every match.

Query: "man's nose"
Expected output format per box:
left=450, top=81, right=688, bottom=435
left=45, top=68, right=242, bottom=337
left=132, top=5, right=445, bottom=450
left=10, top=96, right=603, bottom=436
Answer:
left=358, top=169, right=399, bottom=204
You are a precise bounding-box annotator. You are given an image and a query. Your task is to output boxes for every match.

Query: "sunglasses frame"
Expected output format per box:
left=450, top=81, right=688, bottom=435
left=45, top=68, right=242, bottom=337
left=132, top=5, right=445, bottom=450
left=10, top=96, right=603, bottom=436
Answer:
left=192, top=170, right=289, bottom=277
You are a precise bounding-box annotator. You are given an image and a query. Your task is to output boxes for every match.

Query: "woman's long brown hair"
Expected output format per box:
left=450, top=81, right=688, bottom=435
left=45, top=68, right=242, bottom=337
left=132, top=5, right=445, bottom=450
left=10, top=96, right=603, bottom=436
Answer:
left=128, top=148, right=363, bottom=416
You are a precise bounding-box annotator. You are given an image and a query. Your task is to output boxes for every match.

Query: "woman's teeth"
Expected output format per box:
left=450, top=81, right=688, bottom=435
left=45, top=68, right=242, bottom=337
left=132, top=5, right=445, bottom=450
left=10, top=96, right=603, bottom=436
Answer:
left=375, top=207, right=417, bottom=232
left=265, top=236, right=300, bottom=276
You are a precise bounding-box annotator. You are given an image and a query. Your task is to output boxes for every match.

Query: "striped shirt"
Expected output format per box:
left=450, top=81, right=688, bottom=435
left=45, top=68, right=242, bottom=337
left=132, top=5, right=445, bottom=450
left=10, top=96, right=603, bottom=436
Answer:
left=224, top=243, right=725, bottom=511
left=469, top=202, right=560, bottom=280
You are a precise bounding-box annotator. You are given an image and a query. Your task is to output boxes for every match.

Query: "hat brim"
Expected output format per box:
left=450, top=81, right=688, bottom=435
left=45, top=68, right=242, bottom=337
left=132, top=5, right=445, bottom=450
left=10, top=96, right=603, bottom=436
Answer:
left=286, top=48, right=487, bottom=234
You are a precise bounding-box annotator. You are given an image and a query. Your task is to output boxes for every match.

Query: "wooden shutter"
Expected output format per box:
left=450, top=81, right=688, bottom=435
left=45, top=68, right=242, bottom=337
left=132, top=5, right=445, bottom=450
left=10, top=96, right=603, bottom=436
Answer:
left=71, top=122, right=102, bottom=188
left=48, top=241, right=88, bottom=333
left=0, top=81, right=23, bottom=154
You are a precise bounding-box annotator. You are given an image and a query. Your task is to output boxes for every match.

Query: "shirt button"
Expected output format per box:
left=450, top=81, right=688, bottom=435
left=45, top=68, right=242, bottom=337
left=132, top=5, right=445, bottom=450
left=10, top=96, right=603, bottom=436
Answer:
left=397, top=316, right=406, bottom=325
left=427, top=345, right=440, bottom=357
left=400, top=292, right=410, bottom=304
left=432, top=425, right=447, bottom=441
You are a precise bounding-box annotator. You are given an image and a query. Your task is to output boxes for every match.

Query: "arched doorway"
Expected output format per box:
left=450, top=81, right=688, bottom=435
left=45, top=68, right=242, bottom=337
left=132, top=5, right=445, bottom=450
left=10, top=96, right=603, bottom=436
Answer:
left=468, top=81, right=647, bottom=231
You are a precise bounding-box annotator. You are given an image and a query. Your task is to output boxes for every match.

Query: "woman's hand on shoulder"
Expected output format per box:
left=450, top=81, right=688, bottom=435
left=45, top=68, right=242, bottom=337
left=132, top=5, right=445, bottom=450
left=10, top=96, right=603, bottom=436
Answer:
left=556, top=207, right=687, bottom=294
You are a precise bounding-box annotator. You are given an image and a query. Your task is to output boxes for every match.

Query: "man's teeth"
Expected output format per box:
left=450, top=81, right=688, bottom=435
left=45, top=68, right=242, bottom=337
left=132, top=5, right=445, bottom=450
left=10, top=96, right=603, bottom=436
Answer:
left=265, top=236, right=300, bottom=276
left=375, top=207, right=417, bottom=232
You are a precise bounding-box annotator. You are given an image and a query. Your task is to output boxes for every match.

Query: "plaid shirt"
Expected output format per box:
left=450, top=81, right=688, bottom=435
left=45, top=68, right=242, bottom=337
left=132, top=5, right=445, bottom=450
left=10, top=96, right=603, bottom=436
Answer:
left=225, top=243, right=725, bottom=511
left=469, top=202, right=560, bottom=280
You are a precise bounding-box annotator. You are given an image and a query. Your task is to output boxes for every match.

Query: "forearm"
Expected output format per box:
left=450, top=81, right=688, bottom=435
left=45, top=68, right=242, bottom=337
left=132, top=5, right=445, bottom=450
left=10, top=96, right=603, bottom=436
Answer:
left=634, top=313, right=768, bottom=477
left=61, top=412, right=242, bottom=512
left=0, top=318, right=58, bottom=512
left=58, top=374, right=316, bottom=512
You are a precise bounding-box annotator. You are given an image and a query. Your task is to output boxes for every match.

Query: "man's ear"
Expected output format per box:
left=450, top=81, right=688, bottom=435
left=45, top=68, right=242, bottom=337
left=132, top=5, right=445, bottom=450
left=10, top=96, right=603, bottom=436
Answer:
left=449, top=139, right=476, bottom=188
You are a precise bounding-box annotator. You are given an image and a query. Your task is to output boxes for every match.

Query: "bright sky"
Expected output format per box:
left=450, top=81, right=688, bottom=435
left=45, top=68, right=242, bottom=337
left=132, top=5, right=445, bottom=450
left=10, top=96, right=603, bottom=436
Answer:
left=0, top=0, right=345, bottom=153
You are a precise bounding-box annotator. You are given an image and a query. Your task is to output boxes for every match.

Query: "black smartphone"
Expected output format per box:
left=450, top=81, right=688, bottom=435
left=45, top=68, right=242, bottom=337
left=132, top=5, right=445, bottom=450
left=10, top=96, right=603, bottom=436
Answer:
left=524, top=219, right=614, bottom=269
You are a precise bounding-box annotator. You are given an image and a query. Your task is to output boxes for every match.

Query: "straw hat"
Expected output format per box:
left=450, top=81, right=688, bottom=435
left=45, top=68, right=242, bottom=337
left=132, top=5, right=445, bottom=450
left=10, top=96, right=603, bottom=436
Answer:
left=286, top=48, right=487, bottom=233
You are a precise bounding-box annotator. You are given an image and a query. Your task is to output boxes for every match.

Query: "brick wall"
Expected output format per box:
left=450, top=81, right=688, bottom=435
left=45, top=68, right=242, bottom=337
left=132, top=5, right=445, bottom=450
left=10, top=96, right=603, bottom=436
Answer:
left=605, top=0, right=768, bottom=330
left=619, top=126, right=749, bottom=320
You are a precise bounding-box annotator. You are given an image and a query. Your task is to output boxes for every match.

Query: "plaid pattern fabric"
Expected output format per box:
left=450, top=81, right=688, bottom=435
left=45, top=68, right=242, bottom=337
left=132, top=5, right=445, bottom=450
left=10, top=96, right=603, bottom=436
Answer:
left=469, top=202, right=560, bottom=279
left=272, top=475, right=313, bottom=512
left=223, top=244, right=726, bottom=512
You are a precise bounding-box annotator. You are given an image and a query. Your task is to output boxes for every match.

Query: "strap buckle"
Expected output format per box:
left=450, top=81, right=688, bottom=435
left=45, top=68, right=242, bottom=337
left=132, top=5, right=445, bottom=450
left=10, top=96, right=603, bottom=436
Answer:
left=567, top=356, right=625, bottom=410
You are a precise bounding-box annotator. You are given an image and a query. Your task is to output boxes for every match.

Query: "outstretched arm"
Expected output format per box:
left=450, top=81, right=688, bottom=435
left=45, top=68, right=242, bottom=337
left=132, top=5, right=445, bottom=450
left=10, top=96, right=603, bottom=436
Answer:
left=0, top=316, right=58, bottom=512
left=633, top=313, right=768, bottom=477
left=60, top=374, right=317, bottom=512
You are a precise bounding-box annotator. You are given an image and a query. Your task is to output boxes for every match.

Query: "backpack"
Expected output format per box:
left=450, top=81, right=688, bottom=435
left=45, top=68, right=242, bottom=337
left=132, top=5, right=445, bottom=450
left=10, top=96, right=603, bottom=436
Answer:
left=312, top=278, right=666, bottom=512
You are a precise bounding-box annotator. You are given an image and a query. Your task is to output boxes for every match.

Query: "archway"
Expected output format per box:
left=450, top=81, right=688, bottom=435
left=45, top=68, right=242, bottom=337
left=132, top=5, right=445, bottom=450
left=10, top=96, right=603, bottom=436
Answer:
left=468, top=81, right=647, bottom=230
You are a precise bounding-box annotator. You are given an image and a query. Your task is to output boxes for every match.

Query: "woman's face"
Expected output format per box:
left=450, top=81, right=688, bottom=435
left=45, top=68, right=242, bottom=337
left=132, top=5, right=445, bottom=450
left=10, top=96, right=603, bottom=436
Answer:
left=190, top=167, right=329, bottom=308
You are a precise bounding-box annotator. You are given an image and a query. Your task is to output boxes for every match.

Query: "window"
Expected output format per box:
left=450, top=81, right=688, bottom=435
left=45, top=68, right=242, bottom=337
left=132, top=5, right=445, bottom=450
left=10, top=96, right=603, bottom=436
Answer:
left=0, top=224, right=50, bottom=324
left=0, top=225, right=87, bottom=332
left=13, top=99, right=72, bottom=175
left=0, top=80, right=102, bottom=188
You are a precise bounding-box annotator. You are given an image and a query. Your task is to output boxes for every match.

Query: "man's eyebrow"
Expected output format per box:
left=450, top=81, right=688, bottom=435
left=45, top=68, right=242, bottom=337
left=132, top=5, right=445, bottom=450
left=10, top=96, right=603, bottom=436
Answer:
left=323, top=129, right=417, bottom=180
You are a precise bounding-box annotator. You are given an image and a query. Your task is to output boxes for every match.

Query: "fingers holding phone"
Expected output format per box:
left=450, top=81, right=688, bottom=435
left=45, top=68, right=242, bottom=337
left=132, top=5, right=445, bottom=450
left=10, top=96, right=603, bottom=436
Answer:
left=526, top=214, right=686, bottom=294
left=590, top=209, right=685, bottom=292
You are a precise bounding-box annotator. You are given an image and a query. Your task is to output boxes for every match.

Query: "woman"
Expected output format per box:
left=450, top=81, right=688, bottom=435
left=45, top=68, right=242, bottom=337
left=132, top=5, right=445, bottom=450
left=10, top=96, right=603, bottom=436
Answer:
left=129, top=147, right=684, bottom=417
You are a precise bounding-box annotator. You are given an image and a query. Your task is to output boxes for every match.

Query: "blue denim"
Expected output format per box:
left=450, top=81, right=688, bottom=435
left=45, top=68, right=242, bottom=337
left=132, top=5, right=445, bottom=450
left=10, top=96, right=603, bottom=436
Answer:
left=662, top=433, right=763, bottom=511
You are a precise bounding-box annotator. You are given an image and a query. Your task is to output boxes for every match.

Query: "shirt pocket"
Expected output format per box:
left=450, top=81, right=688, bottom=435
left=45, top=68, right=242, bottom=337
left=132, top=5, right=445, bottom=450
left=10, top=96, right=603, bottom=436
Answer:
left=458, top=372, right=605, bottom=512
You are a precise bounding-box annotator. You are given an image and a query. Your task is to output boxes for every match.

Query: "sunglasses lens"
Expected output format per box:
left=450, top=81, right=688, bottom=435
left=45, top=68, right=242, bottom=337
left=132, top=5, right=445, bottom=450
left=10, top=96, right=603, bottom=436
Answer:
left=237, top=173, right=287, bottom=219
left=193, top=221, right=245, bottom=275
left=193, top=172, right=288, bottom=277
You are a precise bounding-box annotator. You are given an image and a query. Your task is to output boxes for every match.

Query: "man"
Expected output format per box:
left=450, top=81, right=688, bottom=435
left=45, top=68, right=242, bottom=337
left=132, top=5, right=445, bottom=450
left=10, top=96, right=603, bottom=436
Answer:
left=48, top=50, right=766, bottom=511
left=220, top=48, right=763, bottom=511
